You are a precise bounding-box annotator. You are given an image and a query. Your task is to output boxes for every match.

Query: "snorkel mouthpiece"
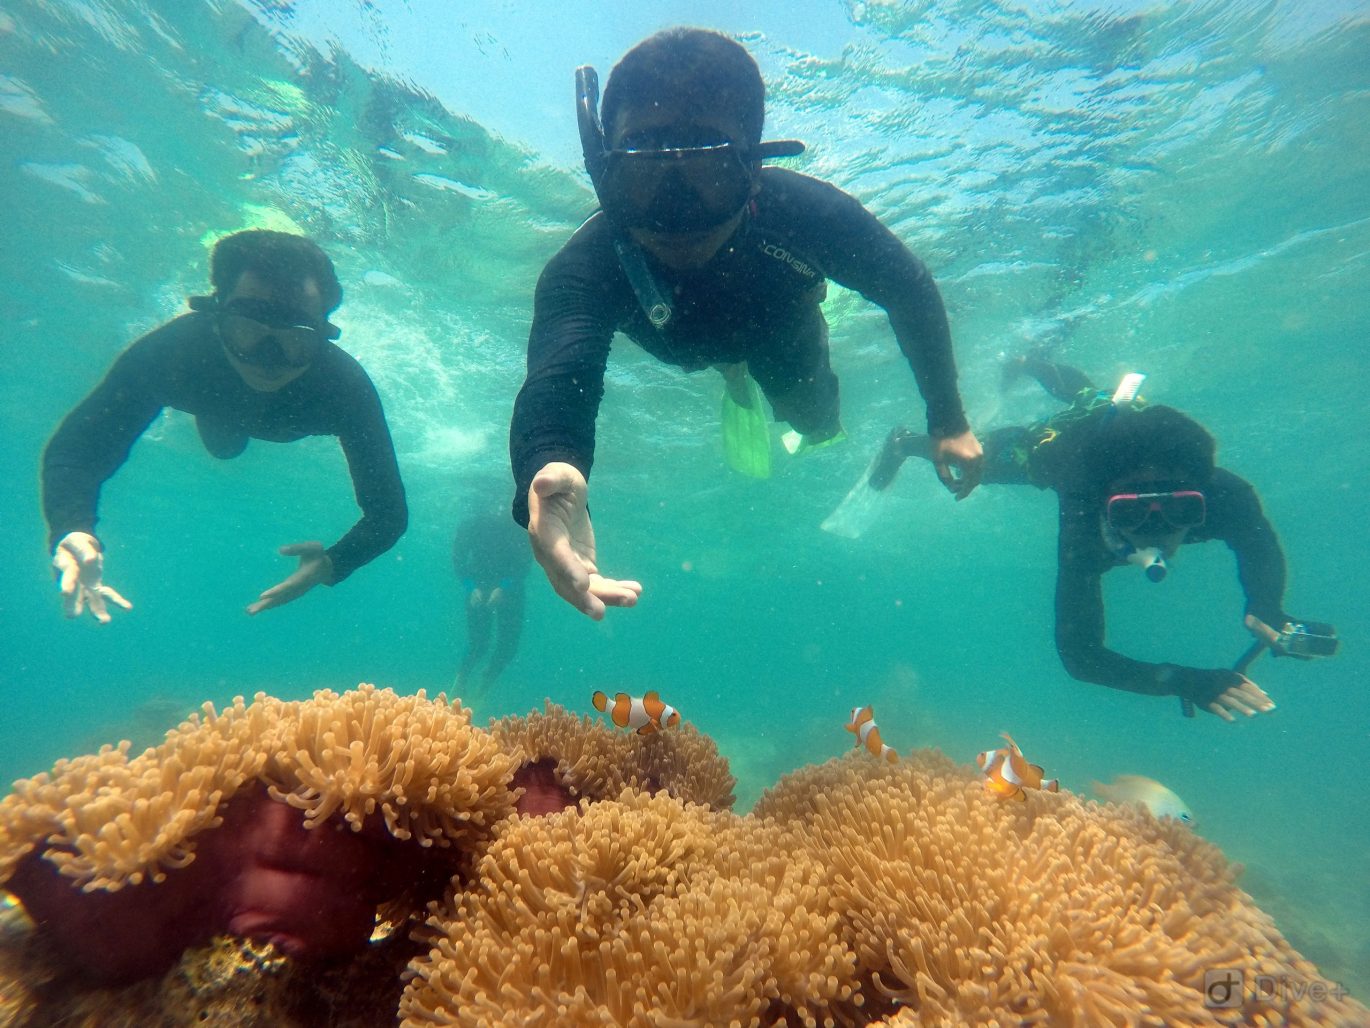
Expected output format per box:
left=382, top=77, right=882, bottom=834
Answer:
left=1129, top=547, right=1168, bottom=582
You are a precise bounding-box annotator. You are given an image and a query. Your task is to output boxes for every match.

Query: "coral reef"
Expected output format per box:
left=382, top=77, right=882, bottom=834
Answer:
left=0, top=898, right=420, bottom=1027
left=2, top=691, right=1365, bottom=1026
left=0, top=685, right=514, bottom=983
left=491, top=701, right=737, bottom=811
left=401, top=750, right=1368, bottom=1027
left=399, top=788, right=852, bottom=1026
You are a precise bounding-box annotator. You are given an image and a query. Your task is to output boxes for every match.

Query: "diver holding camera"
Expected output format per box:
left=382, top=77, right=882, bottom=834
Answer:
left=870, top=353, right=1338, bottom=720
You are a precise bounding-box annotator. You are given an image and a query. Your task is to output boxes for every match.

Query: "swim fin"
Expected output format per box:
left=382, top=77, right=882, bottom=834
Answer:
left=721, top=372, right=772, bottom=478
left=821, top=448, right=890, bottom=538
left=781, top=426, right=848, bottom=456
left=820, top=427, right=910, bottom=538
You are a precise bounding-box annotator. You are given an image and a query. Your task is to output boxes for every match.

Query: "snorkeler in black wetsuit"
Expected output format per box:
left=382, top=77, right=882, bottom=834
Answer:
left=42, top=229, right=407, bottom=622
left=510, top=26, right=983, bottom=619
left=872, top=354, right=1336, bottom=720
left=452, top=509, right=533, bottom=696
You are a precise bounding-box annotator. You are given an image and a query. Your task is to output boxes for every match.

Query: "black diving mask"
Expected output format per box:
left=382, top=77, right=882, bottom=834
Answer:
left=575, top=65, right=806, bottom=234
left=191, top=294, right=339, bottom=370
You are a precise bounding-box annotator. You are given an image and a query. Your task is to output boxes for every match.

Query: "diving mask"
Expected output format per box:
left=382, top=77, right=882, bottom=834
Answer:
left=191, top=294, right=338, bottom=370
left=575, top=65, right=805, bottom=233
left=1106, top=489, right=1205, bottom=534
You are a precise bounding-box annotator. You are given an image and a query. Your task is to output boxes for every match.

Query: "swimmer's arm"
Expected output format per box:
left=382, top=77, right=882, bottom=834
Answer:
left=41, top=338, right=166, bottom=549
left=328, top=373, right=407, bottom=583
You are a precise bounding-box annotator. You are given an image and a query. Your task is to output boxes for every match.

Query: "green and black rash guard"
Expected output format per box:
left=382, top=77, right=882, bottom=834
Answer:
left=41, top=312, right=407, bottom=584
left=991, top=391, right=1288, bottom=708
left=509, top=166, right=970, bottom=525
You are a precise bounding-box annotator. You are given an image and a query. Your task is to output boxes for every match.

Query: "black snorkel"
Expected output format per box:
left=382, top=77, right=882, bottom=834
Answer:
left=575, top=66, right=610, bottom=202
left=577, top=64, right=676, bottom=327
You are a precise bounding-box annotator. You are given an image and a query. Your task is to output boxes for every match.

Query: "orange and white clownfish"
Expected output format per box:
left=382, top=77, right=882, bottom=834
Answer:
left=976, top=733, right=1059, bottom=801
left=591, top=690, right=681, bottom=735
left=845, top=705, right=898, bottom=763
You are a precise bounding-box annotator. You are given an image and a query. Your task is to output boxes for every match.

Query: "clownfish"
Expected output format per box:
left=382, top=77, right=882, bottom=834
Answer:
left=845, top=705, right=898, bottom=763
left=976, top=733, right=1059, bottom=801
left=591, top=690, right=681, bottom=735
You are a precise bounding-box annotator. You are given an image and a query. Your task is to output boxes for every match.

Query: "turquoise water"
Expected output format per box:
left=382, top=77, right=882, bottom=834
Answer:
left=2, top=0, right=1367, bottom=999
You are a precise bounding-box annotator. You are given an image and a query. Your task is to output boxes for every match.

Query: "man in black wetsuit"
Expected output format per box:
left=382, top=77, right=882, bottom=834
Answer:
left=452, top=508, right=532, bottom=695
left=42, top=229, right=407, bottom=621
left=873, top=354, right=1334, bottom=720
left=509, top=27, right=983, bottom=619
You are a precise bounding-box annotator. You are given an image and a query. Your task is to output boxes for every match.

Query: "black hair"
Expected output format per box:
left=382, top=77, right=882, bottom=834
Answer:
left=1080, top=405, right=1216, bottom=493
left=601, top=28, right=765, bottom=148
left=209, top=229, right=343, bottom=315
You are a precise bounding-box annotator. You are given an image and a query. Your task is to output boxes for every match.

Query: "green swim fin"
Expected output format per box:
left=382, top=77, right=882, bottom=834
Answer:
left=781, top=426, right=848, bottom=455
left=721, top=373, right=772, bottom=478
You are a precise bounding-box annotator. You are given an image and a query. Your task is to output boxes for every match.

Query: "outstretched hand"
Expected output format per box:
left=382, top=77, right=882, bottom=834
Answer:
left=247, top=541, right=334, bottom=615
left=527, top=462, right=642, bottom=620
left=53, top=531, right=133, bottom=623
left=1204, top=673, right=1276, bottom=722
left=930, top=428, right=984, bottom=500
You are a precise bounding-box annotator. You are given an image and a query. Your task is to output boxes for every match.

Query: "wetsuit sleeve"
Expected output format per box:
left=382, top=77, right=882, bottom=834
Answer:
left=41, top=337, right=167, bottom=551
left=789, top=177, right=968, bottom=438
left=1053, top=509, right=1239, bottom=708
left=509, top=236, right=617, bottom=526
left=1205, top=469, right=1288, bottom=628
left=327, top=371, right=407, bottom=584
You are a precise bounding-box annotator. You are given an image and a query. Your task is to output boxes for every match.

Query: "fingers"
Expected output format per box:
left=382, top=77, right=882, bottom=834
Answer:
left=934, top=461, right=958, bottom=494
left=957, top=456, right=984, bottom=497
left=1243, top=614, right=1280, bottom=646
left=934, top=461, right=979, bottom=501
left=96, top=585, right=133, bottom=612
left=86, top=589, right=113, bottom=625
left=930, top=428, right=984, bottom=500
left=278, top=541, right=325, bottom=557
left=1204, top=701, right=1236, bottom=722
left=1235, top=677, right=1275, bottom=713
left=546, top=564, right=603, bottom=620
left=87, top=585, right=132, bottom=623
left=246, top=574, right=307, bottom=615
left=1206, top=678, right=1276, bottom=721
left=552, top=562, right=600, bottom=619
left=59, top=560, right=82, bottom=618
left=588, top=574, right=642, bottom=608
left=246, top=587, right=288, bottom=616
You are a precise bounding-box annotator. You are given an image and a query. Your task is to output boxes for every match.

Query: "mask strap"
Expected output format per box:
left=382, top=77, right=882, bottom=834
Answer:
left=188, top=294, right=217, bottom=312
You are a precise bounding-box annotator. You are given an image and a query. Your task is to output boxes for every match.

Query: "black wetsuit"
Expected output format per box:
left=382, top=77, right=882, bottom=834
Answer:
left=509, top=166, right=970, bottom=524
left=452, top=511, right=532, bottom=687
left=984, top=362, right=1288, bottom=709
left=452, top=512, right=532, bottom=593
left=42, top=312, right=407, bottom=583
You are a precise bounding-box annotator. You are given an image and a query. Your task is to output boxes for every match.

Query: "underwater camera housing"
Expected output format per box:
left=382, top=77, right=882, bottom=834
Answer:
left=1277, top=621, right=1339, bottom=658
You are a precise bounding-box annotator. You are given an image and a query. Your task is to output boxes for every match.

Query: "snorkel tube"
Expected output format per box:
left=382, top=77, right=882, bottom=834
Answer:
left=576, top=64, right=678, bottom=327
left=575, top=66, right=609, bottom=201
